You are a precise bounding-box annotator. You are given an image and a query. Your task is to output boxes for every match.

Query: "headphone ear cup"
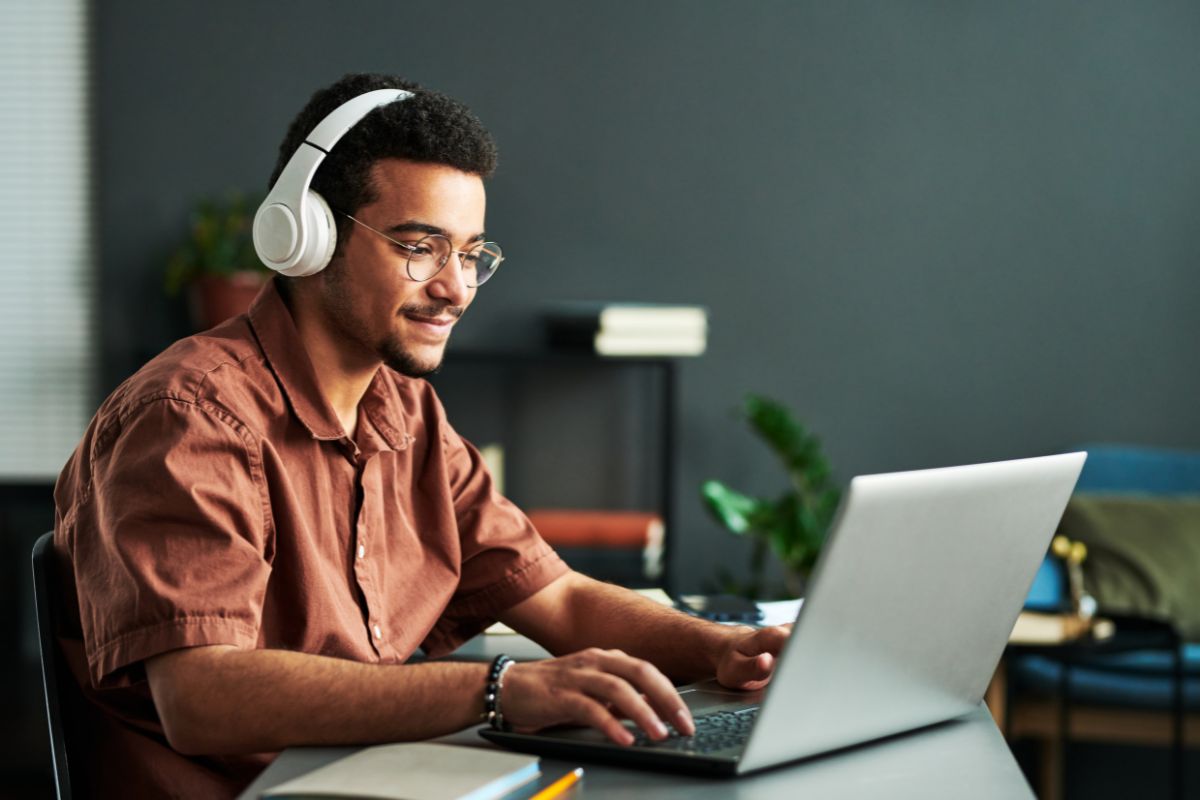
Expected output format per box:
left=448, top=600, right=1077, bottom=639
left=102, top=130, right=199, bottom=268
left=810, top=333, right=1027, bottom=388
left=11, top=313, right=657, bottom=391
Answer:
left=253, top=200, right=301, bottom=271
left=294, top=190, right=337, bottom=276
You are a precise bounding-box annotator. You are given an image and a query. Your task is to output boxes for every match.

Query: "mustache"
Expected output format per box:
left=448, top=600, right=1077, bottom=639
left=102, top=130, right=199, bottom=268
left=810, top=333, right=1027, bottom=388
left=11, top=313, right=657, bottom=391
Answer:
left=399, top=303, right=464, bottom=319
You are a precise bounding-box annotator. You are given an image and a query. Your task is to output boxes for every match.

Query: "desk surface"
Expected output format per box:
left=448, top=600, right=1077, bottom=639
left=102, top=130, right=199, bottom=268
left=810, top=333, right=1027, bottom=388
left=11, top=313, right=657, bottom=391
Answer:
left=238, top=702, right=1031, bottom=799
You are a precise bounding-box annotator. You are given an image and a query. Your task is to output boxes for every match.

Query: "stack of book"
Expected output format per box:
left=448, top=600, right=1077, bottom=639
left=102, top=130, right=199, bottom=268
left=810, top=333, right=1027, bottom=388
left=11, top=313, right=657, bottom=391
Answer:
left=544, top=302, right=708, bottom=357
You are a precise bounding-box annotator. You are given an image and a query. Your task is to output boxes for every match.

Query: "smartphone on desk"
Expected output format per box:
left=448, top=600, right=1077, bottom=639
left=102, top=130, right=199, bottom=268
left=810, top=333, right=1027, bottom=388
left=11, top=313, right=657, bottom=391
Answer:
left=674, top=593, right=763, bottom=624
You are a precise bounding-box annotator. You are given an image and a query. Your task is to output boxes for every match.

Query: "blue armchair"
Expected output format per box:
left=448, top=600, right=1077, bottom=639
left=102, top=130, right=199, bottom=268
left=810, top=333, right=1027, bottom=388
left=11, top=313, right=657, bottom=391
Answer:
left=1005, top=444, right=1200, bottom=800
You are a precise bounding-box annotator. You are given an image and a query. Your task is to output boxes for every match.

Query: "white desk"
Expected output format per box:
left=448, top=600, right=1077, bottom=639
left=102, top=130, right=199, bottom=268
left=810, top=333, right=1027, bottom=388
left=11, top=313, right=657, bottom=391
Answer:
left=238, top=704, right=1030, bottom=799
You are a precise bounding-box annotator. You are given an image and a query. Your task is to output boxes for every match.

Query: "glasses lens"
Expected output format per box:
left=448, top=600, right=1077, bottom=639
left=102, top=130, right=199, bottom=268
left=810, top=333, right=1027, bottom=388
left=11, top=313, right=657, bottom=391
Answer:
left=405, top=235, right=452, bottom=282
left=464, top=242, right=503, bottom=287
left=404, top=235, right=503, bottom=286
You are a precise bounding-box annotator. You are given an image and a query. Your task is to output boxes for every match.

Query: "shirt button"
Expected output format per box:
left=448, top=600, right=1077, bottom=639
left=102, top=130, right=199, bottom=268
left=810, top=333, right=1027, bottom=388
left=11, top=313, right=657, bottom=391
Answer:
left=373, top=624, right=382, bottom=640
left=357, top=544, right=366, bottom=559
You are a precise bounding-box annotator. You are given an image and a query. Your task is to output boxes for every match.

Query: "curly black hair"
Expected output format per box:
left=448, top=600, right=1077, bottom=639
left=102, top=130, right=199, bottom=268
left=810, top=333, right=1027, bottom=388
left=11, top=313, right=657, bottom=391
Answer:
left=268, top=73, right=498, bottom=262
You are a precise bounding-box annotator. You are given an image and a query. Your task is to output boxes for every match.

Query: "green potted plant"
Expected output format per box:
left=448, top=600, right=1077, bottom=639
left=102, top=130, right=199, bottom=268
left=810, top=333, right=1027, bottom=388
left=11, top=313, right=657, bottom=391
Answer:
left=166, top=192, right=269, bottom=330
left=701, top=394, right=841, bottom=599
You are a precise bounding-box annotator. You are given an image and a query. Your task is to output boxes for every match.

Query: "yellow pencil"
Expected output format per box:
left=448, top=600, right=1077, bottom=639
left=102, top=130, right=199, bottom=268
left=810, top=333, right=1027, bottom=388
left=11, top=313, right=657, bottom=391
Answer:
left=529, top=767, right=585, bottom=800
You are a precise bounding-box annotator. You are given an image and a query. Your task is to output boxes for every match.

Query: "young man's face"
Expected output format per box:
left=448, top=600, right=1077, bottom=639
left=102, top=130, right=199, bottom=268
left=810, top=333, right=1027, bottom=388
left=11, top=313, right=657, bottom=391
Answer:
left=319, top=158, right=486, bottom=377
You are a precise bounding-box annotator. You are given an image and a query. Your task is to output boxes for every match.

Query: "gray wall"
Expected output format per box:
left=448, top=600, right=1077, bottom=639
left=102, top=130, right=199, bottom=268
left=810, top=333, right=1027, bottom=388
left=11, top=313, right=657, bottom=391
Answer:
left=96, top=1, right=1200, bottom=592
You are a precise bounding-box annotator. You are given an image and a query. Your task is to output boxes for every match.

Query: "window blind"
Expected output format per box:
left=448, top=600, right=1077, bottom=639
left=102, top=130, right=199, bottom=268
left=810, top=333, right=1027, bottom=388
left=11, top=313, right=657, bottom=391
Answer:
left=0, top=0, right=94, bottom=480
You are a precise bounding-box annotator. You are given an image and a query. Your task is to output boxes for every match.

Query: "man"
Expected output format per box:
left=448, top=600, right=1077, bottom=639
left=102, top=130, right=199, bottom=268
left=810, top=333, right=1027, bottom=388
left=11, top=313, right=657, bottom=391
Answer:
left=53, top=73, right=788, bottom=798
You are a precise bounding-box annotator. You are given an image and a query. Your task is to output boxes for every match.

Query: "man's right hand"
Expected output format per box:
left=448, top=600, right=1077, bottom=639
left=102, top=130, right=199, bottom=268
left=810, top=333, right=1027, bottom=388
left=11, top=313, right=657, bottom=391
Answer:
left=500, top=648, right=696, bottom=746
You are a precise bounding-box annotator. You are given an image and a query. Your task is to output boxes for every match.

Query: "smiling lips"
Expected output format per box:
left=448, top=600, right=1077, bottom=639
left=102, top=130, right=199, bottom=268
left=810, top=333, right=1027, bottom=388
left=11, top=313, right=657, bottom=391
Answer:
left=403, top=312, right=456, bottom=337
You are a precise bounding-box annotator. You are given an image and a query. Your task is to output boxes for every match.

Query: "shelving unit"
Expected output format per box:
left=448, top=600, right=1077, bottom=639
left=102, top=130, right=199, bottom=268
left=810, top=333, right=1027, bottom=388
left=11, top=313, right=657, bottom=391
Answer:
left=429, top=349, right=679, bottom=592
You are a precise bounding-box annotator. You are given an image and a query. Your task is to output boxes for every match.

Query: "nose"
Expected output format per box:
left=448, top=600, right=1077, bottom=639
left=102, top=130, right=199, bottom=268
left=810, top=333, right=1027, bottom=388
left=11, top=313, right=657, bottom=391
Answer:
left=426, top=251, right=473, bottom=306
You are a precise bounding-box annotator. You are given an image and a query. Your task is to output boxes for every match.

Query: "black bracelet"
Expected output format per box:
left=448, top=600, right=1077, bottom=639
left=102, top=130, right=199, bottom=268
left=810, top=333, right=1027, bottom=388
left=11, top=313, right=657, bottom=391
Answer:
left=484, top=654, right=515, bottom=731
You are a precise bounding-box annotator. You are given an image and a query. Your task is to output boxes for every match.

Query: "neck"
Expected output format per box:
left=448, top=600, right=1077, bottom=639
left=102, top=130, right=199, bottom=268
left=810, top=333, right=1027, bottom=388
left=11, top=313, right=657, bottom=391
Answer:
left=283, top=283, right=378, bottom=439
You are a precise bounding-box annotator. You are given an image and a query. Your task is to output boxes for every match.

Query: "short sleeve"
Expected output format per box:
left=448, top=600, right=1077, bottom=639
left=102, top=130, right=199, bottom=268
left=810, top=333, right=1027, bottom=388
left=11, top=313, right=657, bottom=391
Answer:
left=64, top=398, right=272, bottom=688
left=420, top=418, right=568, bottom=656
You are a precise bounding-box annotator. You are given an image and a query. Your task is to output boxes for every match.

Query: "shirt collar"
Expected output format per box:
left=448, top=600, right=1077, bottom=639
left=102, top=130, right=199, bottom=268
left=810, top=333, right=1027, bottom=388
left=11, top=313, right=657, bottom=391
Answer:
left=248, top=278, right=409, bottom=451
left=358, top=374, right=415, bottom=454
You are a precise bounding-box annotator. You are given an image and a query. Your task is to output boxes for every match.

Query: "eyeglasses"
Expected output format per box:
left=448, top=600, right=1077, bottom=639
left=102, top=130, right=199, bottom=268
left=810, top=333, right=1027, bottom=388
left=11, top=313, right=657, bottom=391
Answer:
left=338, top=211, right=504, bottom=288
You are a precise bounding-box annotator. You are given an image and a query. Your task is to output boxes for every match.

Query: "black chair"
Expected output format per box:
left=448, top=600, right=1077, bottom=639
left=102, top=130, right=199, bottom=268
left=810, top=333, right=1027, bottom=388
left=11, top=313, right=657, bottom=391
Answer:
left=32, top=531, right=82, bottom=800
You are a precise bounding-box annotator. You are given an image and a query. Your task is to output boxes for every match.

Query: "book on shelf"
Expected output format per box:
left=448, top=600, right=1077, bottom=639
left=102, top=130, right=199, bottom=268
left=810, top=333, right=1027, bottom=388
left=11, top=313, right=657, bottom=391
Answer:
left=592, top=330, right=705, bottom=357
left=526, top=508, right=664, bottom=582
left=544, top=301, right=708, bottom=357
left=546, top=301, right=709, bottom=334
left=526, top=508, right=663, bottom=550
left=261, top=742, right=539, bottom=800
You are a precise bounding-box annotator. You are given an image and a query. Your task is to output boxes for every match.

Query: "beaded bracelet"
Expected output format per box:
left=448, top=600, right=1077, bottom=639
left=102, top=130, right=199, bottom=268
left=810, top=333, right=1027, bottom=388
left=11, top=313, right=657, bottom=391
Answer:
left=484, top=654, right=515, bottom=731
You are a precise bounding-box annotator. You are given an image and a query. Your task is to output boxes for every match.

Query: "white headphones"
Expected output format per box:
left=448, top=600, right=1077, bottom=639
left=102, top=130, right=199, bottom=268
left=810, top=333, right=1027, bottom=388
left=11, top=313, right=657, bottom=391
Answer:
left=253, top=88, right=413, bottom=277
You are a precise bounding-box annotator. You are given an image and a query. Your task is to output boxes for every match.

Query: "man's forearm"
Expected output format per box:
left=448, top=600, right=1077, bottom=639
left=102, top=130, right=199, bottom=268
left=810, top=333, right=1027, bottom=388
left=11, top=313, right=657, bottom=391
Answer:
left=146, top=646, right=488, bottom=755
left=501, top=572, right=742, bottom=684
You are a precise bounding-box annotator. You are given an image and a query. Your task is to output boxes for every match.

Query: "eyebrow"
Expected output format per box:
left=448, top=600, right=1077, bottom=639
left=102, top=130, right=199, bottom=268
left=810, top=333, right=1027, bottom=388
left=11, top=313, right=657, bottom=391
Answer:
left=386, top=221, right=486, bottom=244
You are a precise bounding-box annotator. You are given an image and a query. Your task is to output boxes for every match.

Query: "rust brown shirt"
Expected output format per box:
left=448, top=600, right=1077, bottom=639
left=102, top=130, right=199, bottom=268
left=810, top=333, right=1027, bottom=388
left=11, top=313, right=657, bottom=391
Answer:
left=52, top=279, right=567, bottom=798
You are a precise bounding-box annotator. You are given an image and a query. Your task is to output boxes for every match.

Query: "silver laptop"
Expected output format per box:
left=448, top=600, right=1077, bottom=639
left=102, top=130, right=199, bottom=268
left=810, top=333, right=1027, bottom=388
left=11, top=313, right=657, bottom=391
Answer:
left=482, top=452, right=1086, bottom=775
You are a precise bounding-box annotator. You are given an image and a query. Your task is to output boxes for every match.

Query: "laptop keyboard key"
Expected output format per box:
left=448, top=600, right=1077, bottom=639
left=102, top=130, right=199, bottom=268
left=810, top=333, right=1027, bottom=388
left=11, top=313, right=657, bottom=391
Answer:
left=632, top=707, right=760, bottom=754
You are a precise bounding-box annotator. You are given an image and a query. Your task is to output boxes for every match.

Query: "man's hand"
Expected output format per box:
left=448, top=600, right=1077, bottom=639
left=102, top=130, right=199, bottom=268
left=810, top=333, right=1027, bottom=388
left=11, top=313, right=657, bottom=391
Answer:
left=501, top=648, right=697, bottom=746
left=714, top=624, right=792, bottom=691
left=498, top=572, right=794, bottom=744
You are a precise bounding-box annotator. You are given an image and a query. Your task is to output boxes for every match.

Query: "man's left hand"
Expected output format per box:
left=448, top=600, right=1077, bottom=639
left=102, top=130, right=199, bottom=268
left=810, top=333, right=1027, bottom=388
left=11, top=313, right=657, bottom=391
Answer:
left=714, top=624, right=792, bottom=691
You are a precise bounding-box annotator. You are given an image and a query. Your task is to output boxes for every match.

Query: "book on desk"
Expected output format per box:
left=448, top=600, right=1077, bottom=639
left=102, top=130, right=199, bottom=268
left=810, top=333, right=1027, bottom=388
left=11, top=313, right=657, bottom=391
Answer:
left=260, top=742, right=539, bottom=800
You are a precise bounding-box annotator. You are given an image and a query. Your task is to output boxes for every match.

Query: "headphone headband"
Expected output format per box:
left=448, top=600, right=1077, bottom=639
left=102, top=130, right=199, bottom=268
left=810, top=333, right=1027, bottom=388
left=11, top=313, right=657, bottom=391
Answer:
left=254, top=88, right=413, bottom=277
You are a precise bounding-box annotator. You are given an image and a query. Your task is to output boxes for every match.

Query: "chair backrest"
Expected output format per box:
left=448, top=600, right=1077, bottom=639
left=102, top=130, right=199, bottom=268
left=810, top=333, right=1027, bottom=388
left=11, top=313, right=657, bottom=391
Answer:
left=1073, top=443, right=1200, bottom=495
left=32, top=531, right=77, bottom=800
left=1024, top=444, right=1200, bottom=610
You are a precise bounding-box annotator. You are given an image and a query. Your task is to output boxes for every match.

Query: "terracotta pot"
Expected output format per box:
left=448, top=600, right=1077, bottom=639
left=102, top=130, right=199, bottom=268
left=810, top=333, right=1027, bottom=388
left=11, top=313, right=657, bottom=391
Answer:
left=188, top=271, right=268, bottom=331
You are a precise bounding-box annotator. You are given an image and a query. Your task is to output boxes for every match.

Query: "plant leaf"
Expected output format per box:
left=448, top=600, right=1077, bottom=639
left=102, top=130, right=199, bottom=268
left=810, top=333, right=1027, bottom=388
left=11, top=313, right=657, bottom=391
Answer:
left=701, top=480, right=764, bottom=535
left=164, top=191, right=268, bottom=294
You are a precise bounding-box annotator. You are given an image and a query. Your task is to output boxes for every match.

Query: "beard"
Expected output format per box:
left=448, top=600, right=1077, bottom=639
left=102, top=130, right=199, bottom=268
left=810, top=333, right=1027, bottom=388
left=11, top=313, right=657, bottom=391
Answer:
left=379, top=333, right=443, bottom=378
left=320, top=263, right=460, bottom=379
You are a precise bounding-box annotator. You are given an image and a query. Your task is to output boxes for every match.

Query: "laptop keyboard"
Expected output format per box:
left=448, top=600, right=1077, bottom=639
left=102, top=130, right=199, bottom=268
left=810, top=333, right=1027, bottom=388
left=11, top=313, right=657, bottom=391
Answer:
left=631, top=707, right=760, bottom=754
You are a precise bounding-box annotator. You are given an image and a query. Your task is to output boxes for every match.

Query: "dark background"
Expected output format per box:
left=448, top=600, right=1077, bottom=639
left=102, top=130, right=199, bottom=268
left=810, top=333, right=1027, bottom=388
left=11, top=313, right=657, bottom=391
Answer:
left=4, top=1, right=1199, bottom=796
left=92, top=0, right=1200, bottom=588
